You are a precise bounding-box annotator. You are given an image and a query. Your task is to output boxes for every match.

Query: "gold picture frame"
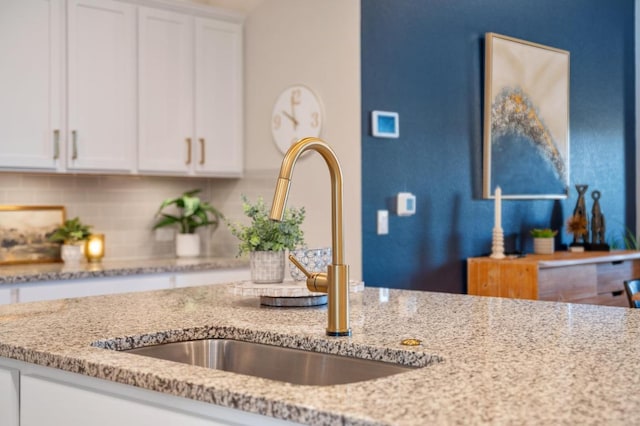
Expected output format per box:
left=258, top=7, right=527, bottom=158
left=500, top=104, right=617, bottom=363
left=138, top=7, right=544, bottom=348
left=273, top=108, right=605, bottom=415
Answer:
left=0, top=205, right=66, bottom=265
left=483, top=33, right=570, bottom=199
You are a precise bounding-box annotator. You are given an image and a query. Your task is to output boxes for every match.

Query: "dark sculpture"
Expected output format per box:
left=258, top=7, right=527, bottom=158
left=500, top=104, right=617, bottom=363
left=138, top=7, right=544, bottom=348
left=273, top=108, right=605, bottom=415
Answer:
left=571, top=184, right=589, bottom=246
left=589, top=190, right=609, bottom=250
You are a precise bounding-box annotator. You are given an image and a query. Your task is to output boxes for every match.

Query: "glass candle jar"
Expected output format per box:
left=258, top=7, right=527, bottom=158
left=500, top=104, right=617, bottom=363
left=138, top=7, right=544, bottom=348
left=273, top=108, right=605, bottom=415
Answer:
left=85, top=234, right=105, bottom=263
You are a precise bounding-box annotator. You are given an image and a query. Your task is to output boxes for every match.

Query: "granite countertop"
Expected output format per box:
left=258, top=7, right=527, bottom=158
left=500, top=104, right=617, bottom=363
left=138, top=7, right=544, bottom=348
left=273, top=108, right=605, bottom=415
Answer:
left=1, top=284, right=639, bottom=425
left=0, top=257, right=249, bottom=285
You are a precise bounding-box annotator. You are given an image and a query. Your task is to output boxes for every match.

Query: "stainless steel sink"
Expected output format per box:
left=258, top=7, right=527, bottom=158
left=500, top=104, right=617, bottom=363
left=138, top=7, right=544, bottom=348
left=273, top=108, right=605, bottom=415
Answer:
left=122, top=339, right=416, bottom=386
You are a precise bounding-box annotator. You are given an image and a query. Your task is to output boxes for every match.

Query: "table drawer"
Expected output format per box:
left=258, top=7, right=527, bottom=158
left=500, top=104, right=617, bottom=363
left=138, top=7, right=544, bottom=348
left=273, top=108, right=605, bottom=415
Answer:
left=596, top=259, right=640, bottom=294
left=571, top=290, right=628, bottom=307
left=538, top=264, right=597, bottom=302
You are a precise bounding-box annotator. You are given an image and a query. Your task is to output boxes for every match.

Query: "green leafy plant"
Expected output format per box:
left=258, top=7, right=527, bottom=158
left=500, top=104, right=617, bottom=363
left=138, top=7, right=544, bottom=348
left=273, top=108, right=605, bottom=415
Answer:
left=48, top=217, right=92, bottom=244
left=623, top=226, right=639, bottom=250
left=530, top=228, right=558, bottom=238
left=153, top=189, right=222, bottom=234
left=227, top=195, right=305, bottom=255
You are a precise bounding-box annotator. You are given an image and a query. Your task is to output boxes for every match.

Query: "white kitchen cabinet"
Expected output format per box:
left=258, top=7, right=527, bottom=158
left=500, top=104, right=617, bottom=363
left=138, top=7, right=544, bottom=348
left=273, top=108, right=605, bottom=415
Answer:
left=0, top=0, right=63, bottom=171
left=14, top=365, right=293, bottom=426
left=21, top=375, right=224, bottom=426
left=1, top=0, right=241, bottom=176
left=18, top=274, right=173, bottom=303
left=194, top=17, right=243, bottom=176
left=1, top=267, right=249, bottom=305
left=0, top=287, right=13, bottom=304
left=67, top=0, right=136, bottom=173
left=137, top=7, right=195, bottom=174
left=0, top=366, right=19, bottom=426
left=138, top=10, right=243, bottom=177
left=21, top=374, right=288, bottom=426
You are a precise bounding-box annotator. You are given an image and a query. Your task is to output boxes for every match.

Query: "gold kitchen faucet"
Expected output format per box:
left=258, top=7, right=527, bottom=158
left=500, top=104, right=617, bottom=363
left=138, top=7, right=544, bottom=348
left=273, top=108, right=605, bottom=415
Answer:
left=269, top=137, right=351, bottom=336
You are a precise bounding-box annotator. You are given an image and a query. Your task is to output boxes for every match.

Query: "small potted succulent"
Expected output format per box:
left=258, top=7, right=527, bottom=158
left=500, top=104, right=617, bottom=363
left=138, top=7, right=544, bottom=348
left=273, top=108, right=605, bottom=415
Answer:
left=48, top=217, right=92, bottom=264
left=153, top=189, right=222, bottom=258
left=227, top=195, right=305, bottom=283
left=530, top=228, right=557, bottom=255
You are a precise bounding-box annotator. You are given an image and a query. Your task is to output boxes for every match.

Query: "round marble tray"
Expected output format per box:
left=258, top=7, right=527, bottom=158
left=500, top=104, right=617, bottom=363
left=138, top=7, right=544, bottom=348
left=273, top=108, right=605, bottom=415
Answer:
left=229, top=279, right=364, bottom=307
left=260, top=295, right=328, bottom=307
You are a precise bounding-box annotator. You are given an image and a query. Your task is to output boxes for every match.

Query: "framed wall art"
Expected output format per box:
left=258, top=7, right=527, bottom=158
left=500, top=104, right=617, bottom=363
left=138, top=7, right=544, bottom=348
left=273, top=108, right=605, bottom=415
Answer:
left=0, top=205, right=66, bottom=265
left=483, top=33, right=570, bottom=199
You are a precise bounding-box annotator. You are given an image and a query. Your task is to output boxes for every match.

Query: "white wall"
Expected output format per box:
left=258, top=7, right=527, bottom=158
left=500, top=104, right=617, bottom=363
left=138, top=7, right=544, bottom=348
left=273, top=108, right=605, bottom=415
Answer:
left=238, top=0, right=362, bottom=278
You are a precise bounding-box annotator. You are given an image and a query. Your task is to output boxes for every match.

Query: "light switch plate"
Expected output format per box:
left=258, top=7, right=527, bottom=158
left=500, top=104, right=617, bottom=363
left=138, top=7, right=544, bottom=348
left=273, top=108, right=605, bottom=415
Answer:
left=377, top=210, right=389, bottom=235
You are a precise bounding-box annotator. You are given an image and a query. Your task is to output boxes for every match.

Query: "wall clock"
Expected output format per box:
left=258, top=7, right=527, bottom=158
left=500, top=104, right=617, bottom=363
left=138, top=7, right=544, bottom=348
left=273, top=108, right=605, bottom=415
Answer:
left=271, top=85, right=323, bottom=154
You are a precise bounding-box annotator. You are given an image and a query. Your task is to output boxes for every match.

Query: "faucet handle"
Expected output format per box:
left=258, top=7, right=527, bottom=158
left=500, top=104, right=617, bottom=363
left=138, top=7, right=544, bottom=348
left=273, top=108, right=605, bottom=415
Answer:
left=288, top=254, right=311, bottom=278
left=288, top=254, right=328, bottom=293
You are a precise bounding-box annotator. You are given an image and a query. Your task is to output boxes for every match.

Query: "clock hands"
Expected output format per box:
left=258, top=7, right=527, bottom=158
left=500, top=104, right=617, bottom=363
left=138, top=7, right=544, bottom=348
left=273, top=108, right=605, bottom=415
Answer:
left=281, top=110, right=299, bottom=129
left=289, top=90, right=301, bottom=130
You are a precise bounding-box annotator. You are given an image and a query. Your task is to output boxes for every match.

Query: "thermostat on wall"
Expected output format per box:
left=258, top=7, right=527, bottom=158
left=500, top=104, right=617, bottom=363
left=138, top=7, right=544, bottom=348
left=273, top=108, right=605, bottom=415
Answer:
left=397, top=192, right=416, bottom=216
left=371, top=111, right=399, bottom=138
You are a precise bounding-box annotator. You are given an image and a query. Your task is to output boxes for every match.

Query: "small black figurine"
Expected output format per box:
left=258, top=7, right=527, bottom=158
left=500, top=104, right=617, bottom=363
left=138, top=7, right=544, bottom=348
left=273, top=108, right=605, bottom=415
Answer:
left=571, top=184, right=589, bottom=246
left=588, top=190, right=609, bottom=251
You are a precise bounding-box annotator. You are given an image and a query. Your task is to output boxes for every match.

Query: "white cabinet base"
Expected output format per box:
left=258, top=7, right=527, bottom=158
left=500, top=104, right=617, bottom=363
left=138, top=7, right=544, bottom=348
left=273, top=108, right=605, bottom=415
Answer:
left=0, top=358, right=296, bottom=426
left=21, top=375, right=229, bottom=426
left=0, top=366, right=19, bottom=426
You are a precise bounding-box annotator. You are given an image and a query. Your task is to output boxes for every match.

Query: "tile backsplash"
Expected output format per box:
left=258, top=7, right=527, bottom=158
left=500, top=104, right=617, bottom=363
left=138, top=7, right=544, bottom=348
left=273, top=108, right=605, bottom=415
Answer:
left=0, top=171, right=278, bottom=261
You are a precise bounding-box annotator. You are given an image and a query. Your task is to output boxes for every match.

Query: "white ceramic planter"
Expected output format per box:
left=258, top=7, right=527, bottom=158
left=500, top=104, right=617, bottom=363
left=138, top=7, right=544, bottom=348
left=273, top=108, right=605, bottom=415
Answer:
left=61, top=243, right=85, bottom=265
left=250, top=250, right=285, bottom=283
left=533, top=238, right=554, bottom=255
left=176, top=233, right=200, bottom=258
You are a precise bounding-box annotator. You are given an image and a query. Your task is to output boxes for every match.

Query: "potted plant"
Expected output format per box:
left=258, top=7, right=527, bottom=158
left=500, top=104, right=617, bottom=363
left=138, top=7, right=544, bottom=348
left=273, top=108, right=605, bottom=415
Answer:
left=153, top=189, right=222, bottom=258
left=530, top=228, right=557, bottom=255
left=227, top=195, right=305, bottom=283
left=48, top=217, right=92, bottom=264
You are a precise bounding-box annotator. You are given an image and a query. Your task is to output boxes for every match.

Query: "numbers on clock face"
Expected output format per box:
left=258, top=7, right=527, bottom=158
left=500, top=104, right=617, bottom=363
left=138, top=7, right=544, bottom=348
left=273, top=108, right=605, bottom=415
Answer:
left=271, top=85, right=323, bottom=154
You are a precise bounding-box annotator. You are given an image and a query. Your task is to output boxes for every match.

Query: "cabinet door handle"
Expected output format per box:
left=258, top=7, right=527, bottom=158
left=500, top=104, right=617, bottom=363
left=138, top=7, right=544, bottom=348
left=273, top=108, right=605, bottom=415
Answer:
left=199, top=138, right=205, bottom=165
left=71, top=130, right=78, bottom=160
left=185, top=138, right=192, bottom=164
left=53, top=129, right=60, bottom=159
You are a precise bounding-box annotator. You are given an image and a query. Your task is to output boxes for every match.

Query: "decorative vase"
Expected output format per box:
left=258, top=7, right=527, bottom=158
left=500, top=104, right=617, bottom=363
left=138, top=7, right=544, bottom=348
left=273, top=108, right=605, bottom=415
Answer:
left=250, top=250, right=285, bottom=283
left=533, top=238, right=554, bottom=255
left=61, top=243, right=85, bottom=265
left=289, top=247, right=331, bottom=281
left=176, top=233, right=200, bottom=258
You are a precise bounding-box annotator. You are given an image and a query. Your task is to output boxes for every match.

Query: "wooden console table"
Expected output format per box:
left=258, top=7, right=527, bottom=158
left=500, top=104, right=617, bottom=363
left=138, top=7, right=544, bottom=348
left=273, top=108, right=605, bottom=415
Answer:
left=467, top=251, right=640, bottom=307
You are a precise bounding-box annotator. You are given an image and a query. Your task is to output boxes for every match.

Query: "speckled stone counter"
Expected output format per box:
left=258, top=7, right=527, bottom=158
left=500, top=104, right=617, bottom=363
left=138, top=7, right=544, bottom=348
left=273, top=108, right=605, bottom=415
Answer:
left=0, top=257, right=248, bottom=285
left=1, top=284, right=639, bottom=425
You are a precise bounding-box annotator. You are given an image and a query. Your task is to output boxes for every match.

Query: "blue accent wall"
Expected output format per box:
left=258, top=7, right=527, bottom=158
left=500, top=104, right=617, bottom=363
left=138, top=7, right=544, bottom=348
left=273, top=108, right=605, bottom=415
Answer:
left=361, top=0, right=635, bottom=292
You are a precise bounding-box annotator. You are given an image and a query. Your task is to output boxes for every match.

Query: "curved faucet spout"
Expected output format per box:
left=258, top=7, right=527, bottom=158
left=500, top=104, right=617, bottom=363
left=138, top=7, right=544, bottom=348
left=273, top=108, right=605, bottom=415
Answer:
left=270, top=138, right=344, bottom=266
left=269, top=137, right=350, bottom=336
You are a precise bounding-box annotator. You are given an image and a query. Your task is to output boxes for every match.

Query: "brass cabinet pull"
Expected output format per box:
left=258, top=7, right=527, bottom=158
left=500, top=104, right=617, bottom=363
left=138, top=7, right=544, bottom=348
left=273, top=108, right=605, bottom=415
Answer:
left=199, top=138, right=205, bottom=165
left=71, top=130, right=78, bottom=160
left=53, top=129, right=60, bottom=159
left=185, top=138, right=192, bottom=164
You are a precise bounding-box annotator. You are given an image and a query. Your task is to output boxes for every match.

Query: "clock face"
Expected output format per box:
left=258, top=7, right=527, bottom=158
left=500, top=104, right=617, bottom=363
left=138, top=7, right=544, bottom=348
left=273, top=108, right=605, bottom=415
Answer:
left=271, top=85, right=323, bottom=154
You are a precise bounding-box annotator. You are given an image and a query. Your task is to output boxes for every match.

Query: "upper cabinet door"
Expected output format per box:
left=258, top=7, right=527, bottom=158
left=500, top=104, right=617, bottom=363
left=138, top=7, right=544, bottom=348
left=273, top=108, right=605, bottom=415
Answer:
left=0, top=0, right=63, bottom=170
left=67, top=0, right=136, bottom=173
left=137, top=7, right=194, bottom=174
left=194, top=18, right=243, bottom=176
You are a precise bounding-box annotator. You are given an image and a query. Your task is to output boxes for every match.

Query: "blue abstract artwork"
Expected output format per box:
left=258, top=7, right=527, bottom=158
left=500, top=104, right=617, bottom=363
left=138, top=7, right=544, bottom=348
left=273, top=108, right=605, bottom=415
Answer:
left=483, top=33, right=570, bottom=199
left=491, top=88, right=567, bottom=195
